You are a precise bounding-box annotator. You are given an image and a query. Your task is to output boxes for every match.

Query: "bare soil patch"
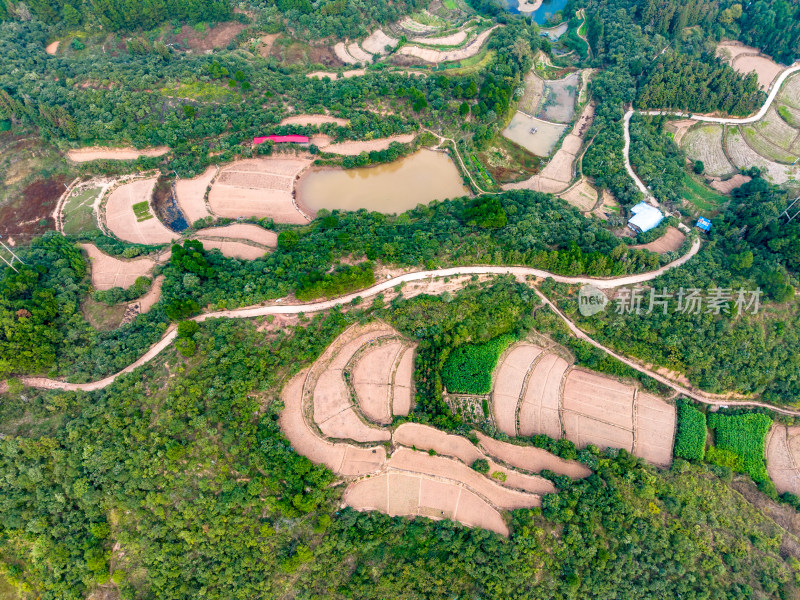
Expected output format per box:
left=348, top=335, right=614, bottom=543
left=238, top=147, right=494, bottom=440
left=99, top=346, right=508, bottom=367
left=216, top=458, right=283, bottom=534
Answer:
left=176, top=166, right=215, bottom=225
left=279, top=371, right=387, bottom=476
left=45, top=41, right=60, bottom=55
left=562, top=369, right=635, bottom=430
left=208, top=157, right=311, bottom=223
left=334, top=42, right=358, bottom=64
left=0, top=175, right=64, bottom=242
left=136, top=274, right=163, bottom=313
left=195, top=223, right=277, bottom=247
left=492, top=344, right=544, bottom=436
left=631, top=226, right=685, bottom=254
left=767, top=426, right=800, bottom=496
left=732, top=54, right=784, bottom=90
left=67, top=147, right=168, bottom=162
left=537, top=73, right=579, bottom=124
left=632, top=392, right=675, bottom=467
left=348, top=43, right=372, bottom=63
left=323, top=133, right=416, bottom=155
left=410, top=30, right=469, bottom=46
left=306, top=69, right=366, bottom=79
left=708, top=173, right=751, bottom=194
left=395, top=423, right=483, bottom=464
left=82, top=297, right=126, bottom=331
left=505, top=103, right=594, bottom=194
left=105, top=178, right=178, bottom=245
left=362, top=30, right=398, bottom=55
left=353, top=341, right=406, bottom=424
left=191, top=238, right=268, bottom=260
left=81, top=243, right=155, bottom=290
left=258, top=34, right=278, bottom=58
left=518, top=70, right=545, bottom=116
left=517, top=353, right=568, bottom=439
left=558, top=179, right=598, bottom=212
left=399, top=26, right=498, bottom=63
left=280, top=114, right=350, bottom=127
left=170, top=21, right=246, bottom=52
left=475, top=432, right=591, bottom=479
left=344, top=471, right=509, bottom=536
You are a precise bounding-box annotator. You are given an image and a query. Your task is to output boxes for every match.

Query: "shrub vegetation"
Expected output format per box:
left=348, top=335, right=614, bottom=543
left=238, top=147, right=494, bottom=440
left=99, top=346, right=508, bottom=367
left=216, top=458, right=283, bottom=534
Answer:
left=441, top=334, right=515, bottom=394
left=674, top=400, right=707, bottom=461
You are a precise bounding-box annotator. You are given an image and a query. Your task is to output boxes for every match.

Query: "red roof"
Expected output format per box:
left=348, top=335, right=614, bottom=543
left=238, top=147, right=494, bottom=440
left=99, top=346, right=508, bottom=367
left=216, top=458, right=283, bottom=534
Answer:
left=254, top=135, right=309, bottom=144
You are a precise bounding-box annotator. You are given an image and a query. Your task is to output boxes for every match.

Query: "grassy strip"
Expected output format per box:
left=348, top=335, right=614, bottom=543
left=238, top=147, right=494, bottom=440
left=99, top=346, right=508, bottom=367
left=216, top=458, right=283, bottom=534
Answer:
left=682, top=173, right=727, bottom=213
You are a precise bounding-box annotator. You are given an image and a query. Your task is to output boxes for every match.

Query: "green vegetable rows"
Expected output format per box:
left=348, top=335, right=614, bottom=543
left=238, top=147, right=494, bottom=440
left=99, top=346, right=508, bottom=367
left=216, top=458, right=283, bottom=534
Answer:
left=674, top=401, right=707, bottom=460
left=708, top=412, right=772, bottom=482
left=441, top=334, right=515, bottom=394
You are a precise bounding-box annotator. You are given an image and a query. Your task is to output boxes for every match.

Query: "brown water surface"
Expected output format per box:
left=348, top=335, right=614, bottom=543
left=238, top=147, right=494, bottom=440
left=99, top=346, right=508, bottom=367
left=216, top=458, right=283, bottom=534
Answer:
left=297, top=149, right=469, bottom=213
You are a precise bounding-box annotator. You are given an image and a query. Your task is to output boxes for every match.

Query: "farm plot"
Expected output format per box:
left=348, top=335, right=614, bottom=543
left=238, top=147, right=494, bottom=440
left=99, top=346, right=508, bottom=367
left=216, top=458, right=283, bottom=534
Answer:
left=517, top=353, right=568, bottom=439
left=334, top=42, right=359, bottom=65
left=475, top=432, right=591, bottom=479
left=725, top=128, right=799, bottom=184
left=135, top=275, right=163, bottom=314
left=492, top=343, right=544, bottom=436
left=504, top=103, right=594, bottom=194
left=750, top=107, right=800, bottom=152
left=280, top=114, right=350, bottom=126
left=630, top=226, right=685, bottom=254
left=306, top=69, right=366, bottom=79
left=536, top=73, right=579, bottom=124
left=194, top=223, right=277, bottom=247
left=681, top=125, right=735, bottom=177
left=323, top=133, right=416, bottom=155
left=175, top=166, right=215, bottom=225
left=766, top=425, right=800, bottom=496
left=665, top=119, right=698, bottom=145
left=502, top=112, right=566, bottom=157
left=741, top=124, right=799, bottom=164
left=779, top=73, right=800, bottom=110
left=81, top=243, right=155, bottom=290
left=518, top=70, right=545, bottom=116
left=348, top=43, right=373, bottom=63
left=395, top=423, right=483, bottom=464
left=344, top=471, right=510, bottom=536
left=730, top=54, right=783, bottom=90
left=62, top=186, right=102, bottom=235
left=68, top=146, right=168, bottom=162
left=410, top=30, right=469, bottom=46
left=352, top=340, right=410, bottom=425
left=362, top=30, right=398, bottom=54
left=398, top=26, right=498, bottom=63
left=632, top=393, right=676, bottom=467
left=208, top=157, right=310, bottom=223
left=190, top=238, right=267, bottom=260
left=280, top=372, right=387, bottom=477
left=105, top=178, right=178, bottom=245
left=558, top=179, right=598, bottom=212
left=708, top=173, right=751, bottom=195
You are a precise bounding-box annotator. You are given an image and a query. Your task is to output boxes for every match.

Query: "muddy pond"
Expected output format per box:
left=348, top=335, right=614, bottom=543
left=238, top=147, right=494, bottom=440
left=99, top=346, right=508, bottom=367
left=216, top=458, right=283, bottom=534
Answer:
left=297, top=149, right=469, bottom=214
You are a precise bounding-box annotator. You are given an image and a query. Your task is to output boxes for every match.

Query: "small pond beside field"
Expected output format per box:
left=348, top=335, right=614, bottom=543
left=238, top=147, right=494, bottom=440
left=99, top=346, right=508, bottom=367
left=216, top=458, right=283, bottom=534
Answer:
left=297, top=149, right=469, bottom=214
left=506, top=0, right=569, bottom=24
left=502, top=112, right=567, bottom=157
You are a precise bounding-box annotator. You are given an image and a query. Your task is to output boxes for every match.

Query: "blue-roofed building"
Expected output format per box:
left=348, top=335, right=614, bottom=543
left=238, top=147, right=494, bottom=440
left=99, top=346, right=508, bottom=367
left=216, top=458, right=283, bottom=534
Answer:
left=627, top=202, right=664, bottom=234
left=696, top=217, right=712, bottom=232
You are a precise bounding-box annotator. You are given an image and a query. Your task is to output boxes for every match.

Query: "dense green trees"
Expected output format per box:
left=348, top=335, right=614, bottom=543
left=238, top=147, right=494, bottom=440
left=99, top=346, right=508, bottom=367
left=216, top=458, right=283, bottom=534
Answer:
left=674, top=400, right=707, bottom=460
left=440, top=333, right=515, bottom=394
left=636, top=52, right=763, bottom=116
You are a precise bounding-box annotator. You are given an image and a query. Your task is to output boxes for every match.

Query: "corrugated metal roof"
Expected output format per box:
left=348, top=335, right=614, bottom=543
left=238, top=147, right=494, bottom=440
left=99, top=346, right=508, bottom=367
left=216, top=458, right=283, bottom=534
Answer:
left=628, top=202, right=664, bottom=233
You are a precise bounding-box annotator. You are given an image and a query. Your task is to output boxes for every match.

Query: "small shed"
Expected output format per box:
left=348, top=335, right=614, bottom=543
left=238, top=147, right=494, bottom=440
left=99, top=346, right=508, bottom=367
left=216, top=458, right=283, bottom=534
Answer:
left=627, top=202, right=664, bottom=234
left=696, top=217, right=712, bottom=232
left=254, top=135, right=310, bottom=145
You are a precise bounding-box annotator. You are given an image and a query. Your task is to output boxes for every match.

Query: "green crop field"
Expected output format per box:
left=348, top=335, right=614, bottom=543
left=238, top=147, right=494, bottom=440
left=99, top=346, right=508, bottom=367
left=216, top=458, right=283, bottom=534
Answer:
left=682, top=174, right=727, bottom=214
left=132, top=201, right=153, bottom=222
left=707, top=412, right=772, bottom=482
left=441, top=334, right=515, bottom=394
left=674, top=401, right=707, bottom=460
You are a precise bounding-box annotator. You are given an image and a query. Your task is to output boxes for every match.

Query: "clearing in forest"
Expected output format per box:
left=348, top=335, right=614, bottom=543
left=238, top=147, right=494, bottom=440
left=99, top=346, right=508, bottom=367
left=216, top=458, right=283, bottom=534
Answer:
left=397, top=26, right=498, bottom=64
left=62, top=186, right=102, bottom=235
left=280, top=114, right=350, bottom=127
left=322, top=133, right=416, bottom=155
left=208, top=157, right=311, bottom=223
left=105, top=178, right=178, bottom=245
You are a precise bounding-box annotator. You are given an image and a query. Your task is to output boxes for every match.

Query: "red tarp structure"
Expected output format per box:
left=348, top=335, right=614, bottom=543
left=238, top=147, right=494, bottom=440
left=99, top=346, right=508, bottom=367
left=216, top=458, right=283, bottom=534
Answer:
left=254, top=135, right=310, bottom=144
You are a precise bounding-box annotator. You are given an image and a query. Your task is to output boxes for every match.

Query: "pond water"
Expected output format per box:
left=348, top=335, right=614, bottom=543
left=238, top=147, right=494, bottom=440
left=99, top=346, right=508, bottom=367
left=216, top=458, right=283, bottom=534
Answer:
left=297, top=149, right=469, bottom=214
left=506, top=0, right=569, bottom=25
left=502, top=112, right=567, bottom=157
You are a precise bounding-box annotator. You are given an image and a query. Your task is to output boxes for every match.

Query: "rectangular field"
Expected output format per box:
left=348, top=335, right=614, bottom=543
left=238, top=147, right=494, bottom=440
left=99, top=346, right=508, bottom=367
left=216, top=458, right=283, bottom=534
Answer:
left=561, top=370, right=635, bottom=430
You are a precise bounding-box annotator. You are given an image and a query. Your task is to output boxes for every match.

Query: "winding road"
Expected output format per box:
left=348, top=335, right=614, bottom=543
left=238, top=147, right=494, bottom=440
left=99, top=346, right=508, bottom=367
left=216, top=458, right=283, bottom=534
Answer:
left=21, top=235, right=800, bottom=417
left=623, top=62, right=800, bottom=206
